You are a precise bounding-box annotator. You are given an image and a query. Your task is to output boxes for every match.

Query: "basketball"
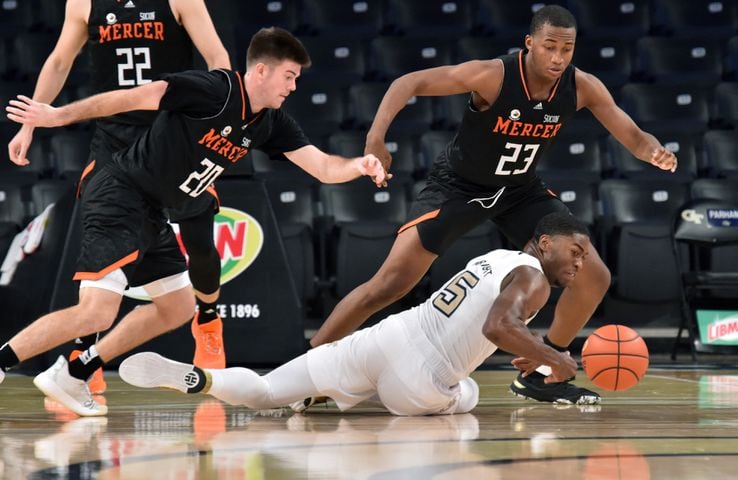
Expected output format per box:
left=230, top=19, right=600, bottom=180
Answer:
left=581, top=325, right=649, bottom=391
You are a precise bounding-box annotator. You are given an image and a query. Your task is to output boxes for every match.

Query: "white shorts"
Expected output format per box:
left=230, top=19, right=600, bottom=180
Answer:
left=307, top=313, right=480, bottom=416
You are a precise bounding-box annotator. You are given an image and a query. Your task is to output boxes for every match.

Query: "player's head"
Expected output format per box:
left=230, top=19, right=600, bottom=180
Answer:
left=531, top=212, right=591, bottom=287
left=525, top=5, right=577, bottom=81
left=245, top=27, right=312, bottom=108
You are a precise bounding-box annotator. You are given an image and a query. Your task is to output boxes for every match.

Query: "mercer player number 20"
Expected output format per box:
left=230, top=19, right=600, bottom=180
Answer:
left=179, top=158, right=225, bottom=198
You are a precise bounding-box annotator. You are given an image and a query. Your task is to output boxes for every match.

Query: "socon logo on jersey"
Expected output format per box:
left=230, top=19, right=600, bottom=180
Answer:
left=214, top=207, right=264, bottom=285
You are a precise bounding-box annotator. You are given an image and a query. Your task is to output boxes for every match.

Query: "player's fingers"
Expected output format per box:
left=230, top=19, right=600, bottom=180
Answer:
left=7, top=112, right=25, bottom=124
left=8, top=98, right=30, bottom=108
left=6, top=106, right=27, bottom=118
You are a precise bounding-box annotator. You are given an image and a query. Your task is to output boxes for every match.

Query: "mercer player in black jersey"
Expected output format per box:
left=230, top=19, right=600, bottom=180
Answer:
left=3, top=27, right=388, bottom=416
left=6, top=0, right=232, bottom=392
left=306, top=5, right=677, bottom=407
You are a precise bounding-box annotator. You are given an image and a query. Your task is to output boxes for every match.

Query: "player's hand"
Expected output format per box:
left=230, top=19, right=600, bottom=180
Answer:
left=6, top=95, right=61, bottom=128
left=511, top=356, right=541, bottom=377
left=365, top=136, right=392, bottom=187
left=547, top=351, right=578, bottom=383
left=7, top=125, right=33, bottom=166
left=649, top=146, right=677, bottom=173
left=357, top=154, right=392, bottom=187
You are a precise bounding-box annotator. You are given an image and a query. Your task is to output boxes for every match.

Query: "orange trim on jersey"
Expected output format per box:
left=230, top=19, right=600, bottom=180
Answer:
left=547, top=77, right=562, bottom=102
left=518, top=50, right=563, bottom=103
left=206, top=185, right=220, bottom=209
left=518, top=50, right=531, bottom=101
left=547, top=188, right=557, bottom=198
left=397, top=209, right=441, bottom=234
left=76, top=159, right=96, bottom=198
left=235, top=71, right=247, bottom=120
left=73, top=250, right=139, bottom=281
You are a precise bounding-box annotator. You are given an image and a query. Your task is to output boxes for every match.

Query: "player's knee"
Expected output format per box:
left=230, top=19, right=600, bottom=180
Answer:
left=75, top=303, right=117, bottom=333
left=588, top=255, right=611, bottom=293
left=455, top=378, right=480, bottom=414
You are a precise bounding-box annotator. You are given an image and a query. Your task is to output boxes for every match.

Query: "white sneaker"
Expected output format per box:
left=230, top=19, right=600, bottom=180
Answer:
left=34, top=417, right=108, bottom=466
left=0, top=368, right=5, bottom=384
left=33, top=356, right=107, bottom=417
left=119, top=352, right=206, bottom=393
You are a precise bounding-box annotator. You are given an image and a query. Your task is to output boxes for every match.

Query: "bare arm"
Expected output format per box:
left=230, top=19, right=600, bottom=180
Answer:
left=283, top=145, right=389, bottom=186
left=482, top=266, right=577, bottom=383
left=576, top=69, right=677, bottom=172
left=8, top=0, right=89, bottom=165
left=172, top=0, right=231, bottom=70
left=366, top=60, right=503, bottom=168
left=6, top=81, right=168, bottom=128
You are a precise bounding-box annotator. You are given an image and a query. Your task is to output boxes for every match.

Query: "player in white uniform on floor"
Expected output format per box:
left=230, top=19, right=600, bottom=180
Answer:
left=119, top=212, right=591, bottom=415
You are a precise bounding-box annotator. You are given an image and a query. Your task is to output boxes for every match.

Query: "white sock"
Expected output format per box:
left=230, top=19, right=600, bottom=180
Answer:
left=206, top=355, right=321, bottom=409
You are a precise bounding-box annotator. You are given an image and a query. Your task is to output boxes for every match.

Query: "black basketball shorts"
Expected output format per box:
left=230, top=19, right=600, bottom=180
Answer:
left=78, top=122, right=149, bottom=197
left=74, top=168, right=187, bottom=288
left=401, top=178, right=571, bottom=255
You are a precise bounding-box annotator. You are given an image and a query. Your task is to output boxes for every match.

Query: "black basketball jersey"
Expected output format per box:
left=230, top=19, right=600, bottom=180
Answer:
left=112, top=69, right=309, bottom=209
left=87, top=0, right=193, bottom=125
left=446, top=49, right=577, bottom=188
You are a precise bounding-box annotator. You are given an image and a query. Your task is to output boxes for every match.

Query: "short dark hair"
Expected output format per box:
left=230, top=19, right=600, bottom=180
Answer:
left=530, top=5, right=577, bottom=35
left=246, top=27, right=311, bottom=70
left=533, top=212, right=589, bottom=241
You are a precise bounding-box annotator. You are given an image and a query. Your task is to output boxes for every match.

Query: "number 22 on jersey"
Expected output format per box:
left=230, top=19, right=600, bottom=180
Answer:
left=116, top=47, right=151, bottom=86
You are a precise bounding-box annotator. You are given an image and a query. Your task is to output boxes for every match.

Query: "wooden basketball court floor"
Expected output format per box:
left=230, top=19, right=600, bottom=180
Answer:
left=1, top=367, right=738, bottom=479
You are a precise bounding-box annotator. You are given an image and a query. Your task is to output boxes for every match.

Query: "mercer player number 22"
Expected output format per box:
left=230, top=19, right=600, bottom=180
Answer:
left=116, top=47, right=152, bottom=86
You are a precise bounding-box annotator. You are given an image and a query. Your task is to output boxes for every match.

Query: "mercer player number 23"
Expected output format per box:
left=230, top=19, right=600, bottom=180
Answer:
left=495, top=142, right=540, bottom=176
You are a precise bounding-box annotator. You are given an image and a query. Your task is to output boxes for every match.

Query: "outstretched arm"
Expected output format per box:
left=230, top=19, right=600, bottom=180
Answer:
left=6, top=81, right=168, bottom=128
left=8, top=0, right=89, bottom=165
left=577, top=69, right=677, bottom=173
left=482, top=266, right=578, bottom=383
left=283, top=144, right=390, bottom=187
left=366, top=60, right=503, bottom=170
left=173, top=0, right=231, bottom=70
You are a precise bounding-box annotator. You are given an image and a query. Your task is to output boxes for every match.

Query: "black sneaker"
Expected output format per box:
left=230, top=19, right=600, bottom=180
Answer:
left=509, top=372, right=601, bottom=405
left=289, top=396, right=329, bottom=413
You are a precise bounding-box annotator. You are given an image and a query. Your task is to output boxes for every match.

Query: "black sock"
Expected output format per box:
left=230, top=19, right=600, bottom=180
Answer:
left=196, top=298, right=219, bottom=324
left=0, top=343, right=19, bottom=372
left=186, top=366, right=209, bottom=393
left=68, top=346, right=104, bottom=381
left=74, top=333, right=99, bottom=352
left=544, top=335, right=569, bottom=352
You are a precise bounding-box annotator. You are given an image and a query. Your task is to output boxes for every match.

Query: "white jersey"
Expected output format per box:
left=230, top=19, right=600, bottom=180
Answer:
left=397, top=249, right=543, bottom=381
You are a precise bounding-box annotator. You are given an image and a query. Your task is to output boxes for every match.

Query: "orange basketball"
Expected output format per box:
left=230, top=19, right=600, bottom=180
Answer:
left=581, top=325, right=649, bottom=391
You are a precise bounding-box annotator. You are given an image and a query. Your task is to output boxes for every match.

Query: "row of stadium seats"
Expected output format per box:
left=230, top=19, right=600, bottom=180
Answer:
left=1, top=0, right=737, bottom=325
left=261, top=176, right=738, bottom=310
left=3, top=173, right=735, bottom=310
left=3, top=32, right=738, bottom=89
left=2, top=125, right=736, bottom=187
left=4, top=0, right=738, bottom=41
